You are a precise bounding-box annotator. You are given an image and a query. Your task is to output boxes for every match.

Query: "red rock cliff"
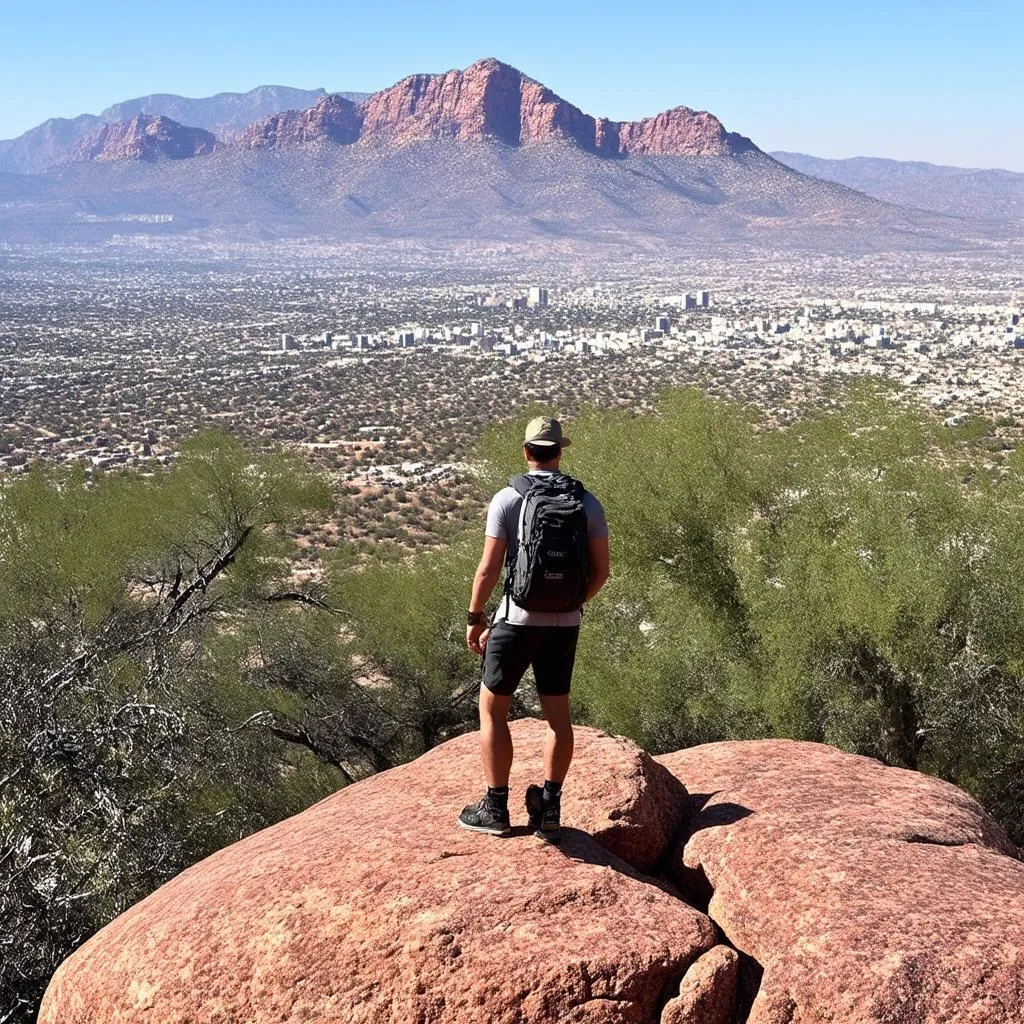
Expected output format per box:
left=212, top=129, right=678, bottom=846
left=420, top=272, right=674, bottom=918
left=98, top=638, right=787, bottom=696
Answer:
left=238, top=94, right=363, bottom=150
left=617, top=106, right=754, bottom=157
left=359, top=59, right=525, bottom=145
left=243, top=59, right=756, bottom=158
left=71, top=115, right=218, bottom=162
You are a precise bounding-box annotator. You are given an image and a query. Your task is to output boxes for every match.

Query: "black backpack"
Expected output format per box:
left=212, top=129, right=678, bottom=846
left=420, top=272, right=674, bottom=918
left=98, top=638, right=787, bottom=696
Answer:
left=505, top=473, right=591, bottom=613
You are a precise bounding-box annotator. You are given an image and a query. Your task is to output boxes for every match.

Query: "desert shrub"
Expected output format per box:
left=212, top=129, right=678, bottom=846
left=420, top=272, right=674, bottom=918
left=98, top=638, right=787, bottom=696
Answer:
left=383, top=386, right=1024, bottom=844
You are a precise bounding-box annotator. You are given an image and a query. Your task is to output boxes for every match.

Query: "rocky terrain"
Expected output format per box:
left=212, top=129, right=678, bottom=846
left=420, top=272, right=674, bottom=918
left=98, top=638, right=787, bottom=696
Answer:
left=660, top=740, right=1024, bottom=1021
left=343, top=59, right=754, bottom=156
left=773, top=151, right=1024, bottom=223
left=40, top=719, right=1024, bottom=1023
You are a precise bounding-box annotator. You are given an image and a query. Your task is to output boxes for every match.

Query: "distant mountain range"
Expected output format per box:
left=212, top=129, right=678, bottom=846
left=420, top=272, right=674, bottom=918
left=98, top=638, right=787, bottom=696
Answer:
left=0, top=86, right=370, bottom=174
left=0, top=60, right=1015, bottom=249
left=99, top=86, right=371, bottom=139
left=772, top=152, right=1024, bottom=222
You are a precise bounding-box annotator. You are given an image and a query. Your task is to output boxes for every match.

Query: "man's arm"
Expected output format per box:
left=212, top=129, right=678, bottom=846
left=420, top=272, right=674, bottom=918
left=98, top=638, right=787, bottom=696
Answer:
left=584, top=534, right=610, bottom=603
left=467, top=535, right=506, bottom=654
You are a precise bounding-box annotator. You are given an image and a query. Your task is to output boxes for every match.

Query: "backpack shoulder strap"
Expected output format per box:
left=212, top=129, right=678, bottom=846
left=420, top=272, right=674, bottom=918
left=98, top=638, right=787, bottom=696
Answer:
left=554, top=472, right=587, bottom=500
left=509, top=474, right=533, bottom=497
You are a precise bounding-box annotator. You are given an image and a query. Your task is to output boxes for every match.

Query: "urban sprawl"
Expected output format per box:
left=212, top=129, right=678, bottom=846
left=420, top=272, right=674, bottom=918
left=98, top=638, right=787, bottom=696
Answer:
left=3, top=245, right=1023, bottom=495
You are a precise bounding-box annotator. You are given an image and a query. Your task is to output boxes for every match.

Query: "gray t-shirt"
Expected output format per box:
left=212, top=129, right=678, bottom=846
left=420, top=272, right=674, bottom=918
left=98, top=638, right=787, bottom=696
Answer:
left=485, top=470, right=608, bottom=627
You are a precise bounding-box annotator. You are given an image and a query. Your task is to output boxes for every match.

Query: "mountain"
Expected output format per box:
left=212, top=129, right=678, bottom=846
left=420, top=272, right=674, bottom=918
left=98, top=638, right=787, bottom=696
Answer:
left=0, top=138, right=974, bottom=250
left=0, top=115, right=104, bottom=174
left=0, top=86, right=366, bottom=173
left=0, top=59, right=1002, bottom=250
left=242, top=59, right=755, bottom=157
left=773, top=151, right=1024, bottom=222
left=69, top=115, right=219, bottom=162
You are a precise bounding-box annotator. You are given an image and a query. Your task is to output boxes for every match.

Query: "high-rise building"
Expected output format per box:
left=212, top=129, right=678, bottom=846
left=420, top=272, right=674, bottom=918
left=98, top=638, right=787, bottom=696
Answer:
left=281, top=333, right=298, bottom=351
left=654, top=316, right=671, bottom=333
left=697, top=291, right=711, bottom=308
left=528, top=287, right=549, bottom=308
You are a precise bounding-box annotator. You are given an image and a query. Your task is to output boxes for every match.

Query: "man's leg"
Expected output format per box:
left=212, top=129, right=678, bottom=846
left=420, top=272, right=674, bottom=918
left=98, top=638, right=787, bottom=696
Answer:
left=479, top=685, right=514, bottom=787
left=538, top=692, right=574, bottom=784
left=526, top=627, right=578, bottom=843
left=458, top=623, right=533, bottom=835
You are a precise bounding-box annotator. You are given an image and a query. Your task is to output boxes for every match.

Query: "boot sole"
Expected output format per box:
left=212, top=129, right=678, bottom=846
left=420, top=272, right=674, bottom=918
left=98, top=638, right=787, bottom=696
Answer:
left=456, top=819, right=511, bottom=836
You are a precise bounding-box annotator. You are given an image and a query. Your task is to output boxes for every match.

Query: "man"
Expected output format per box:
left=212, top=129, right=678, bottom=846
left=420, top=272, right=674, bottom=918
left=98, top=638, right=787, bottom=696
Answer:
left=458, top=415, right=610, bottom=843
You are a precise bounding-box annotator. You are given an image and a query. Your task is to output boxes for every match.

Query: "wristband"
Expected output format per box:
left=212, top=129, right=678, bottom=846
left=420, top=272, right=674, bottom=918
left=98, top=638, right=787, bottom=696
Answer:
left=467, top=610, right=486, bottom=626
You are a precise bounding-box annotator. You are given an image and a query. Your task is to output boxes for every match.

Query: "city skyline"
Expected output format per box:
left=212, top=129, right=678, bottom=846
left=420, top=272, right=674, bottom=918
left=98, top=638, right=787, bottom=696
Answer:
left=1, top=0, right=1022, bottom=172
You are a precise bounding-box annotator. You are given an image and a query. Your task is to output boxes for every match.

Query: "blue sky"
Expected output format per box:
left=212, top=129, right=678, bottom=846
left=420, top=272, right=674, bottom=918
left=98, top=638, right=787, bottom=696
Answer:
left=1, top=0, right=1021, bottom=170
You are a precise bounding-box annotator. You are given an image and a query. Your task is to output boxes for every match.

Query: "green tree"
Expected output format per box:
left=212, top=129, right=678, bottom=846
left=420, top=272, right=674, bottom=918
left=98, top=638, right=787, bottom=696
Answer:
left=0, top=432, right=345, bottom=1023
left=329, top=539, right=490, bottom=762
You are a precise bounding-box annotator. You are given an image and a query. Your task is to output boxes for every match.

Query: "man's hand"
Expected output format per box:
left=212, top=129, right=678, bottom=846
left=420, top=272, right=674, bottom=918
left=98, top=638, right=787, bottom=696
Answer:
left=466, top=624, right=491, bottom=655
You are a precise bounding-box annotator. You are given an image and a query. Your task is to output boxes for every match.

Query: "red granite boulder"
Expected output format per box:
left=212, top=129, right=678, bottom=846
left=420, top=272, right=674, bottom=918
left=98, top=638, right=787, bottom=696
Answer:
left=39, top=720, right=716, bottom=1024
left=659, top=739, right=1024, bottom=1023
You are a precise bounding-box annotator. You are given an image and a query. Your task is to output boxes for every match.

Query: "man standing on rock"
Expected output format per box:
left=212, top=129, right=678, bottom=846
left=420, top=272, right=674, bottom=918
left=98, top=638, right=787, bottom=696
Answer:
left=459, top=416, right=610, bottom=843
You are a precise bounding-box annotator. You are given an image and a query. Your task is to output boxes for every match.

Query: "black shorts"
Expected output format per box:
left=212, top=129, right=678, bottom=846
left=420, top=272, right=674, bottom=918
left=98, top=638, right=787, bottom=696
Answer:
left=482, top=622, right=580, bottom=697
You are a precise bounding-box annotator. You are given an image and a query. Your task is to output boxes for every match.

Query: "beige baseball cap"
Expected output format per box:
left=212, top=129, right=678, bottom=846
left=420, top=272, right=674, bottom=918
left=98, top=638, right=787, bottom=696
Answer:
left=524, top=415, right=571, bottom=447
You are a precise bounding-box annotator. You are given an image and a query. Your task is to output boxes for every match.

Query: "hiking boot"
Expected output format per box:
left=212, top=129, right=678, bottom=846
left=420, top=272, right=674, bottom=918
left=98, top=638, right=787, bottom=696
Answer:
left=457, top=797, right=511, bottom=836
left=526, top=785, right=561, bottom=845
left=525, top=784, right=544, bottom=829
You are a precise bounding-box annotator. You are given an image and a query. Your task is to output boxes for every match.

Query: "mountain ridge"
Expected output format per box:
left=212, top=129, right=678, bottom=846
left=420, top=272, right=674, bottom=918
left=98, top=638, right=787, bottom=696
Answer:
left=0, top=85, right=363, bottom=173
left=0, top=138, right=983, bottom=251
left=2, top=60, right=754, bottom=171
left=336, top=58, right=755, bottom=157
left=773, top=150, right=1024, bottom=222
